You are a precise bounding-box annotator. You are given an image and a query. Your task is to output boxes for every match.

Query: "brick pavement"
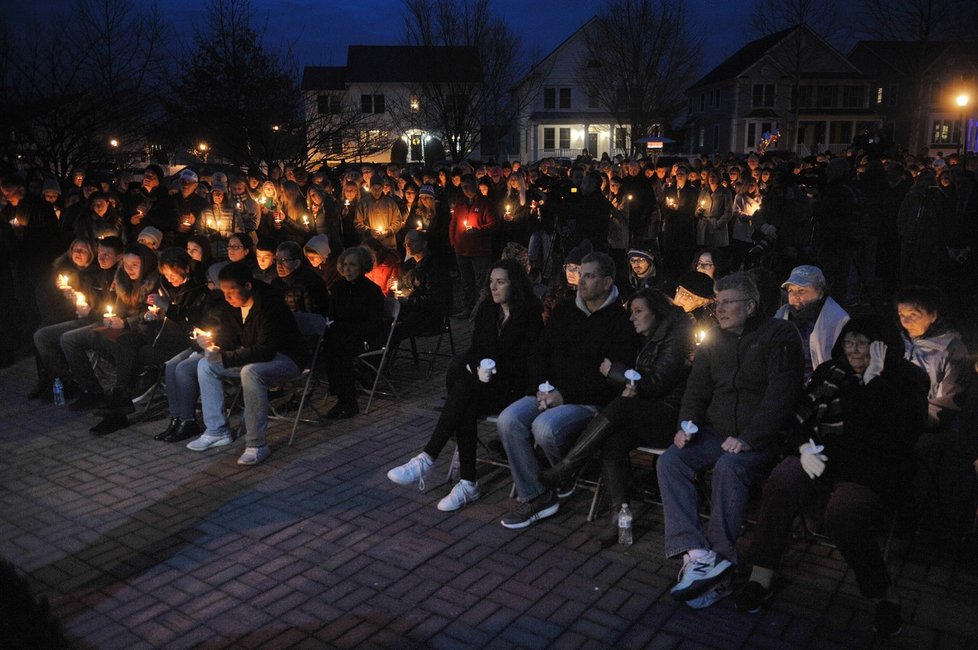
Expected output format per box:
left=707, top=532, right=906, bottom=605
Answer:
left=1, top=321, right=977, bottom=649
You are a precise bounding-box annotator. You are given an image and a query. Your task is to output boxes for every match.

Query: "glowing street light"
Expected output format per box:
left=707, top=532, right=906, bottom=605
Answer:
left=109, top=138, right=119, bottom=148
left=197, top=142, right=209, bottom=152
left=271, top=124, right=281, bottom=132
left=956, top=93, right=970, bottom=108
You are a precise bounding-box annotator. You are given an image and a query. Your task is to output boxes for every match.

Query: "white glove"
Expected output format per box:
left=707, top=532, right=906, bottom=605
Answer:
left=862, top=341, right=886, bottom=384
left=799, top=438, right=827, bottom=479
left=477, top=365, right=495, bottom=383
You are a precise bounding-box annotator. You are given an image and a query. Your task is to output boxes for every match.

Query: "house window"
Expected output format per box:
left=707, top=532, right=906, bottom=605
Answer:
left=698, top=127, right=705, bottom=148
left=752, top=84, right=775, bottom=108
left=317, top=95, right=340, bottom=115
left=842, top=86, right=865, bottom=108
left=543, top=127, right=555, bottom=150
left=816, top=86, right=837, bottom=109
left=796, top=85, right=813, bottom=108
left=747, top=123, right=757, bottom=149
left=650, top=123, right=662, bottom=137
left=712, top=89, right=720, bottom=109
left=558, top=127, right=571, bottom=149
left=410, top=95, right=420, bottom=112
left=544, top=88, right=556, bottom=110
left=614, top=127, right=627, bottom=150
left=559, top=88, right=571, bottom=109
left=713, top=124, right=720, bottom=150
left=876, top=87, right=884, bottom=105
left=932, top=120, right=953, bottom=144
left=361, top=94, right=385, bottom=114
left=330, top=134, right=343, bottom=155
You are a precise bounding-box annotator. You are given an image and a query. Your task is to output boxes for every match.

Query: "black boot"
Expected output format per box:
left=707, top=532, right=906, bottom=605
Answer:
left=28, top=374, right=52, bottom=400
left=90, top=412, right=128, bottom=436
left=539, top=415, right=616, bottom=489
left=154, top=417, right=180, bottom=441
left=95, top=388, right=134, bottom=416
left=163, top=419, right=200, bottom=442
left=596, top=456, right=632, bottom=547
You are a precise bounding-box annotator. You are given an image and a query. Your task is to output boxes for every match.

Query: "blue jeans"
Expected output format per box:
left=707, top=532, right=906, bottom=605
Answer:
left=497, top=396, right=598, bottom=501
left=657, top=426, right=777, bottom=564
left=35, top=318, right=89, bottom=377
left=165, top=349, right=202, bottom=420
left=197, top=353, right=299, bottom=448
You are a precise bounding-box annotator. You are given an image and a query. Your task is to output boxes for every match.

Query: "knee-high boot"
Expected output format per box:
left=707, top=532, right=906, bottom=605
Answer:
left=538, top=415, right=615, bottom=488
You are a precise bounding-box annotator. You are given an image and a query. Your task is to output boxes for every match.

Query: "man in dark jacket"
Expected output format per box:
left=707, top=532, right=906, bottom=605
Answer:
left=658, top=272, right=803, bottom=608
left=271, top=241, right=329, bottom=315
left=186, top=262, right=307, bottom=466
left=390, top=230, right=453, bottom=349
left=497, top=252, right=637, bottom=530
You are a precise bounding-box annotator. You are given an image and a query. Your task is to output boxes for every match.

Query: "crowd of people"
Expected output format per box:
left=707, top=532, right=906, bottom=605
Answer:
left=2, top=146, right=977, bottom=635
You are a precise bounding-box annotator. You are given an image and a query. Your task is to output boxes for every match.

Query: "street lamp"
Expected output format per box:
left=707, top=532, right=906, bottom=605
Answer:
left=956, top=93, right=970, bottom=157
left=109, top=138, right=119, bottom=148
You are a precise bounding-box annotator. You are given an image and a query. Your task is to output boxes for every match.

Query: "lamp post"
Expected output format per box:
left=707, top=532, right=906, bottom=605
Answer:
left=956, top=93, right=970, bottom=158
left=197, top=141, right=209, bottom=164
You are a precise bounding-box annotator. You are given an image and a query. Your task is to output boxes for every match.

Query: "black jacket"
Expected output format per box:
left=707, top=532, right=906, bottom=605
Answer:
left=328, top=275, right=385, bottom=348
left=399, top=253, right=453, bottom=319
left=272, top=265, right=330, bottom=316
left=463, top=299, right=544, bottom=402
left=214, top=282, right=308, bottom=369
left=608, top=306, right=694, bottom=412
left=680, top=316, right=804, bottom=450
left=528, top=288, right=637, bottom=407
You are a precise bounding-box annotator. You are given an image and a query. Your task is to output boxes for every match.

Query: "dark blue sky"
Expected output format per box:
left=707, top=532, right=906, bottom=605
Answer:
left=5, top=0, right=752, bottom=76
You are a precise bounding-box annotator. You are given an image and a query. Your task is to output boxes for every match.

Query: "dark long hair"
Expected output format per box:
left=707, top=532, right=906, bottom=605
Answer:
left=629, top=287, right=684, bottom=322
left=476, top=258, right=541, bottom=322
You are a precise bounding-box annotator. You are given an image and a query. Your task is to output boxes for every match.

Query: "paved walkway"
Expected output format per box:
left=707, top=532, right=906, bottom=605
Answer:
left=1, top=324, right=977, bottom=649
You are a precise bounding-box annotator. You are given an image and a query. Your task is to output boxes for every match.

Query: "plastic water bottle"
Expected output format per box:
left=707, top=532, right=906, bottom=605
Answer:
left=53, top=377, right=66, bottom=407
left=618, top=504, right=633, bottom=546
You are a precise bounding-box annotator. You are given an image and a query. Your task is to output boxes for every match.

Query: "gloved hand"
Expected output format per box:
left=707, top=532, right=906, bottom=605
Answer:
left=863, top=341, right=887, bottom=384
left=799, top=438, right=827, bottom=479
left=477, top=365, right=495, bottom=383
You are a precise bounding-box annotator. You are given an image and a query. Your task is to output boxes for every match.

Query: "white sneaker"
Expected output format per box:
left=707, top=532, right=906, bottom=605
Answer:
left=437, top=480, right=480, bottom=512
left=237, top=445, right=271, bottom=465
left=186, top=432, right=232, bottom=451
left=387, top=452, right=435, bottom=489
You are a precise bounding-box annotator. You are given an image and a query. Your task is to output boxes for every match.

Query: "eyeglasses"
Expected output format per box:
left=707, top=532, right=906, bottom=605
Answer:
left=695, top=261, right=715, bottom=269
left=714, top=298, right=751, bottom=309
left=842, top=338, right=870, bottom=350
left=274, top=257, right=298, bottom=265
left=227, top=244, right=245, bottom=250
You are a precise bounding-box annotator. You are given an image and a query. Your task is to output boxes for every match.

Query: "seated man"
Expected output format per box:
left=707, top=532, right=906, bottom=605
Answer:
left=658, top=272, right=803, bottom=608
left=390, top=229, right=452, bottom=350
left=497, top=252, right=636, bottom=529
left=271, top=241, right=329, bottom=315
left=774, top=265, right=848, bottom=380
left=185, top=262, right=308, bottom=465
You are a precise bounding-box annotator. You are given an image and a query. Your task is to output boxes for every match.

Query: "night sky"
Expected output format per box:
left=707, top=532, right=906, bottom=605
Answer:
left=4, top=0, right=753, bottom=77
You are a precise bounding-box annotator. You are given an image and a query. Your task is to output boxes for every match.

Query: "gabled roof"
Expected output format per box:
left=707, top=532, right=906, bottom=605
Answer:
left=515, top=17, right=598, bottom=89
left=687, top=27, right=795, bottom=90
left=301, top=46, right=482, bottom=91
left=848, top=41, right=952, bottom=78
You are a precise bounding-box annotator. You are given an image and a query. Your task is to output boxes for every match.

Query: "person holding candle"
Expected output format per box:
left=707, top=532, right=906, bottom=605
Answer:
left=271, top=241, right=329, bottom=316
left=29, top=238, right=98, bottom=400
left=449, top=176, right=496, bottom=319
left=657, top=273, right=803, bottom=609
left=695, top=171, right=734, bottom=252
left=538, top=288, right=694, bottom=544
left=354, top=178, right=402, bottom=249
left=303, top=234, right=340, bottom=291
left=169, top=169, right=208, bottom=246
left=736, top=317, right=928, bottom=635
left=198, top=181, right=234, bottom=259
left=185, top=261, right=307, bottom=465
left=61, top=243, right=160, bottom=412
left=496, top=252, right=636, bottom=529
left=731, top=178, right=762, bottom=271
left=661, top=166, right=699, bottom=281
left=252, top=237, right=278, bottom=285
left=337, top=182, right=362, bottom=249
left=388, top=259, right=544, bottom=511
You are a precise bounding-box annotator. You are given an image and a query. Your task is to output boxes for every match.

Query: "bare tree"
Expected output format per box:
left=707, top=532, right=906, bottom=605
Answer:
left=0, top=0, right=167, bottom=176
left=750, top=0, right=847, bottom=45
left=301, top=86, right=394, bottom=166
left=579, top=0, right=701, bottom=156
left=398, top=0, right=526, bottom=162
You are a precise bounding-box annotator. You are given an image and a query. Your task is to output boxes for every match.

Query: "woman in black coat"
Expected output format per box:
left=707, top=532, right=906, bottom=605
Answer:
left=736, top=317, right=929, bottom=634
left=539, top=288, right=695, bottom=545
left=387, top=258, right=544, bottom=512
left=322, top=245, right=385, bottom=419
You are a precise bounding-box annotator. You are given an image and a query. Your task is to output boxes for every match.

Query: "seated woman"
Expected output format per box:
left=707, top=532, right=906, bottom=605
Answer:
left=736, top=318, right=929, bottom=636
left=61, top=243, right=159, bottom=412
left=31, top=237, right=98, bottom=399
left=387, top=259, right=544, bottom=512
left=322, top=246, right=385, bottom=420
left=91, top=247, right=211, bottom=434
left=895, top=285, right=971, bottom=537
left=538, top=288, right=694, bottom=545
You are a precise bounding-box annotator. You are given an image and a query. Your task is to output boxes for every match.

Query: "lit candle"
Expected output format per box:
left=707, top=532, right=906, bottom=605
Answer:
left=391, top=279, right=399, bottom=295
left=235, top=201, right=242, bottom=211
left=344, top=199, right=350, bottom=207
left=57, top=274, right=70, bottom=290
left=74, top=291, right=87, bottom=308
left=416, top=219, right=422, bottom=230
left=696, top=329, right=707, bottom=346
left=463, top=219, right=470, bottom=230
left=191, top=328, right=213, bottom=341
left=302, top=214, right=310, bottom=226
left=207, top=217, right=216, bottom=229
left=627, top=194, right=633, bottom=201
left=103, top=305, right=114, bottom=319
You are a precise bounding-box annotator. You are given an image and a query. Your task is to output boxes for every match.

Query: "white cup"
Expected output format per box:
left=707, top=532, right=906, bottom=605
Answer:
left=681, top=420, right=699, bottom=439
left=624, top=369, right=641, bottom=386
left=538, top=381, right=555, bottom=394
left=478, top=358, right=496, bottom=383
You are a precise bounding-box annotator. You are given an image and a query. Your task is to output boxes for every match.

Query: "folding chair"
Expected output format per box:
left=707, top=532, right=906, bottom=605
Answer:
left=584, top=446, right=668, bottom=522
left=224, top=311, right=327, bottom=446
left=402, top=311, right=456, bottom=379
left=357, top=297, right=401, bottom=414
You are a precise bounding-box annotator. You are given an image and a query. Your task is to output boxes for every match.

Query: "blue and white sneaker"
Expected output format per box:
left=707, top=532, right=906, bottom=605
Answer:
left=686, top=575, right=733, bottom=609
left=186, top=432, right=232, bottom=451
left=437, top=480, right=480, bottom=512
left=670, top=551, right=733, bottom=601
